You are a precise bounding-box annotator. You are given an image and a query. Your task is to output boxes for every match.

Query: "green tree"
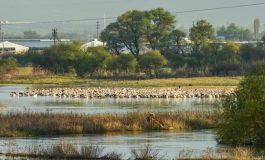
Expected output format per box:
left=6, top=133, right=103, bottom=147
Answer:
left=84, top=46, right=112, bottom=76
left=145, top=8, right=175, bottom=50
left=212, top=42, right=241, bottom=75
left=101, top=8, right=177, bottom=60
left=139, top=50, right=167, bottom=77
left=75, top=47, right=112, bottom=77
left=100, top=22, right=124, bottom=55
left=74, top=53, right=92, bottom=77
left=220, top=42, right=240, bottom=63
left=217, top=23, right=253, bottom=41
left=189, top=20, right=215, bottom=54
left=0, top=57, right=18, bottom=74
left=40, top=43, right=83, bottom=74
left=116, top=10, right=148, bottom=61
left=240, top=44, right=265, bottom=64
left=160, top=29, right=187, bottom=55
left=189, top=20, right=215, bottom=74
left=101, top=10, right=147, bottom=60
left=217, top=64, right=265, bottom=146
left=108, top=54, right=138, bottom=73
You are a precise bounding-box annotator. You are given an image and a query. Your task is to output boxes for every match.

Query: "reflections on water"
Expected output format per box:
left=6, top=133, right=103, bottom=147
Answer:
left=0, top=130, right=222, bottom=159
left=0, top=85, right=229, bottom=159
left=0, top=85, right=221, bottom=114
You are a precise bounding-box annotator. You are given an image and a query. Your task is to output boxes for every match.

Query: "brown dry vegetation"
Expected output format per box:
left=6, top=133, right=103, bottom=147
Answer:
left=2, top=142, right=122, bottom=160
left=0, top=142, right=263, bottom=160
left=0, top=111, right=219, bottom=137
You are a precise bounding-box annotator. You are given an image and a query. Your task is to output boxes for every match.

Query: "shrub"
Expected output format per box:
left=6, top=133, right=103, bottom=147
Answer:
left=217, top=63, right=265, bottom=146
left=0, top=57, right=18, bottom=75
left=139, top=50, right=167, bottom=77
left=108, top=54, right=138, bottom=73
left=39, top=43, right=84, bottom=74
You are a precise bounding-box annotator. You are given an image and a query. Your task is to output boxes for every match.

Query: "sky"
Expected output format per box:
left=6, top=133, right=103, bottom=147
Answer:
left=0, top=0, right=265, bottom=36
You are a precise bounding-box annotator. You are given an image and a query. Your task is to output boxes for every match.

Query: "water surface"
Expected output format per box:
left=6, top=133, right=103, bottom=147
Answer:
left=0, top=85, right=221, bottom=114
left=0, top=130, right=223, bottom=159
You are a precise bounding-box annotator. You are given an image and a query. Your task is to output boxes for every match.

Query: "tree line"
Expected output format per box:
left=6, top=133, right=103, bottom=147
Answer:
left=1, top=8, right=265, bottom=78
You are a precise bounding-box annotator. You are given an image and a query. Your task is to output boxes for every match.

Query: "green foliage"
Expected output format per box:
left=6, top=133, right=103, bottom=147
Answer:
left=108, top=54, right=138, bottom=73
left=145, top=8, right=176, bottom=50
left=75, top=47, right=111, bottom=77
left=100, top=22, right=124, bottom=55
left=217, top=42, right=240, bottom=64
left=240, top=44, right=265, bottom=63
left=217, top=23, right=253, bottom=41
left=139, top=50, right=167, bottom=77
left=217, top=64, right=265, bottom=146
left=101, top=8, right=176, bottom=59
left=211, top=42, right=241, bottom=75
left=8, top=9, right=265, bottom=78
left=190, top=20, right=215, bottom=53
left=116, top=10, right=148, bottom=60
left=39, top=43, right=84, bottom=74
left=0, top=57, right=18, bottom=74
left=73, top=53, right=91, bottom=77
left=160, top=29, right=187, bottom=55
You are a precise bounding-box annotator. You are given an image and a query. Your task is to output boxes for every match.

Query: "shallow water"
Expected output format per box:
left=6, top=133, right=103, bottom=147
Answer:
left=0, top=130, right=223, bottom=159
left=0, top=85, right=226, bottom=159
left=0, top=85, right=221, bottom=114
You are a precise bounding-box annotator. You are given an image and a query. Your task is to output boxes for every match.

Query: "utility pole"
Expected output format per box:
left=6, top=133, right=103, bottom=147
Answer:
left=52, top=28, right=60, bottom=45
left=96, top=21, right=100, bottom=39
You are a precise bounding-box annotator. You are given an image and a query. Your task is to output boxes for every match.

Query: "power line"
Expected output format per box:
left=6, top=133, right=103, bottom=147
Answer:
left=175, top=2, right=265, bottom=14
left=4, top=17, right=117, bottom=25
left=1, top=2, right=265, bottom=25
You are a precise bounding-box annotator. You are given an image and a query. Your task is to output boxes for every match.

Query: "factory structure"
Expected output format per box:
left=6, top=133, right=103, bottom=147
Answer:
left=0, top=41, right=29, bottom=54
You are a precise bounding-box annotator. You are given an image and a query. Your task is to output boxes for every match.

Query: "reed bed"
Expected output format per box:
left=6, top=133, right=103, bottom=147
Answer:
left=1, top=142, right=263, bottom=160
left=0, top=111, right=219, bottom=137
left=2, top=142, right=122, bottom=160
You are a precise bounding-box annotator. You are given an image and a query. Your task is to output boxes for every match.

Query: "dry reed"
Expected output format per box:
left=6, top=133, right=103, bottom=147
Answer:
left=0, top=111, right=219, bottom=137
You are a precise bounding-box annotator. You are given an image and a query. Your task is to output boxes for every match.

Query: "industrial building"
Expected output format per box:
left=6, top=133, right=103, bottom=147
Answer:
left=0, top=41, right=29, bottom=54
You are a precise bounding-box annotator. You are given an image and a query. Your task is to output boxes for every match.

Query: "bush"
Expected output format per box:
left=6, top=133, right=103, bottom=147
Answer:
left=211, top=62, right=241, bottom=76
left=217, top=63, right=265, bottom=146
left=108, top=54, right=138, bottom=73
left=0, top=57, right=18, bottom=75
left=39, top=43, right=84, bottom=74
left=77, top=46, right=111, bottom=77
left=139, top=50, right=167, bottom=77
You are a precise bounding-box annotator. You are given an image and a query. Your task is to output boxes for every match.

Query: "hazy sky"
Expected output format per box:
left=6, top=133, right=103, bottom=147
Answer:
left=1, top=0, right=265, bottom=35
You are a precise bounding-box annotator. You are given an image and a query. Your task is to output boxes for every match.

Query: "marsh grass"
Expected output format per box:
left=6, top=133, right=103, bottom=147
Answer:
left=131, top=144, right=165, bottom=160
left=1, top=142, right=263, bottom=160
left=178, top=147, right=264, bottom=160
left=0, top=111, right=219, bottom=137
left=3, top=142, right=122, bottom=160
left=0, top=74, right=241, bottom=87
left=34, top=100, right=85, bottom=107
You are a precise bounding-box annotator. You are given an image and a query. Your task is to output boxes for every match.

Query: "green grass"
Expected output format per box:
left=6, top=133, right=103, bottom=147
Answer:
left=0, top=75, right=241, bottom=88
